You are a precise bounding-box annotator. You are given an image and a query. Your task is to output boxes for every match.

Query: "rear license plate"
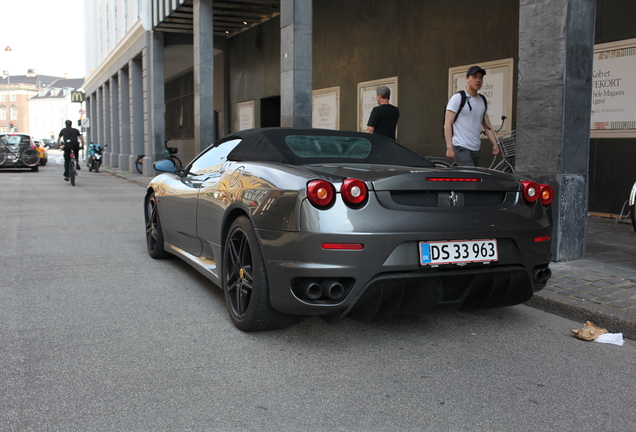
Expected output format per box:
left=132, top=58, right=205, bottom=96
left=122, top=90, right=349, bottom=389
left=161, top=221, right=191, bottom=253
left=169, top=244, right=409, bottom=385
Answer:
left=419, top=239, right=498, bottom=265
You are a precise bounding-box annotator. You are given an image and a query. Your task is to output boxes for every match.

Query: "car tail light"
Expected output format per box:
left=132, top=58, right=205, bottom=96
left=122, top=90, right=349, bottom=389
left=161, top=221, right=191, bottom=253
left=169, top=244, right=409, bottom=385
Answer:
left=539, top=184, right=554, bottom=205
left=534, top=235, right=551, bottom=243
left=307, top=180, right=335, bottom=208
left=520, top=181, right=540, bottom=203
left=341, top=178, right=368, bottom=206
left=322, top=243, right=364, bottom=250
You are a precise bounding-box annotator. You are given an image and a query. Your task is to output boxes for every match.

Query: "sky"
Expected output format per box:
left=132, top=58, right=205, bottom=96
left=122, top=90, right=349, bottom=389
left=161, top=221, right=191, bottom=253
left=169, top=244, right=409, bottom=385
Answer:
left=1, top=0, right=86, bottom=79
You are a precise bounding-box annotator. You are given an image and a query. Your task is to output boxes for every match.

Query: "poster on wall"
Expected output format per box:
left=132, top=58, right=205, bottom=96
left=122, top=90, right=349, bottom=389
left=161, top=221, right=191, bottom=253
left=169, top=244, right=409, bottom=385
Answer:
left=449, top=58, right=514, bottom=133
left=591, top=38, right=636, bottom=138
left=238, top=101, right=254, bottom=131
left=357, top=77, right=398, bottom=134
left=312, top=87, right=340, bottom=130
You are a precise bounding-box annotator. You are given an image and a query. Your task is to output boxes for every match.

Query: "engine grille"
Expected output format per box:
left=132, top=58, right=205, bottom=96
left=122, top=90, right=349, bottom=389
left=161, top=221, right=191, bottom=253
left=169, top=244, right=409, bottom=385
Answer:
left=390, top=190, right=506, bottom=207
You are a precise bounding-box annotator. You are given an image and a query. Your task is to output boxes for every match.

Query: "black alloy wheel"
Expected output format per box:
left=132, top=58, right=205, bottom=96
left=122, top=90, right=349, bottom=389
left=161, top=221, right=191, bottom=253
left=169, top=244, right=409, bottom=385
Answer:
left=145, top=193, right=169, bottom=259
left=223, top=216, right=295, bottom=331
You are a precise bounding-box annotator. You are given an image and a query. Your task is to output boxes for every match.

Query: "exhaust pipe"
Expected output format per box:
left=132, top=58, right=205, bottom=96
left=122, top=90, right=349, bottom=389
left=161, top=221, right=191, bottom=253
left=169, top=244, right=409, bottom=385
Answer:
left=533, top=267, right=552, bottom=284
left=321, top=279, right=345, bottom=300
left=299, top=280, right=322, bottom=300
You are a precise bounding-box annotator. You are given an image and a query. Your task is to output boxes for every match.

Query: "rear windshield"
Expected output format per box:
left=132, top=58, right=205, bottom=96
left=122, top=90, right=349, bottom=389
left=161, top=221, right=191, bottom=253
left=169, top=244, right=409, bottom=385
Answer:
left=1, top=135, right=31, bottom=145
left=285, top=135, right=371, bottom=159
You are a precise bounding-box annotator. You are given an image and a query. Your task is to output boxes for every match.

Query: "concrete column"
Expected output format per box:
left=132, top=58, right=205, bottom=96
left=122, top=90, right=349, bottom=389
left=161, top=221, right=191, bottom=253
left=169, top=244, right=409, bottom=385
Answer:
left=103, top=80, right=111, bottom=166
left=516, top=0, right=596, bottom=261
left=86, top=94, right=93, bottom=144
left=194, top=0, right=215, bottom=155
left=109, top=75, right=120, bottom=168
left=97, top=86, right=104, bottom=152
left=280, top=0, right=312, bottom=127
left=118, top=67, right=131, bottom=170
left=147, top=31, right=166, bottom=176
left=127, top=57, right=144, bottom=172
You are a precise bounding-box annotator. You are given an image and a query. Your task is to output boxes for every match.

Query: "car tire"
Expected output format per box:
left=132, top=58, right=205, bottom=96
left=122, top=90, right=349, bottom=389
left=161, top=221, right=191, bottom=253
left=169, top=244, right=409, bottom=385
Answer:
left=40, top=159, right=47, bottom=166
left=223, top=216, right=296, bottom=331
left=145, top=193, right=170, bottom=259
left=31, top=165, right=39, bottom=172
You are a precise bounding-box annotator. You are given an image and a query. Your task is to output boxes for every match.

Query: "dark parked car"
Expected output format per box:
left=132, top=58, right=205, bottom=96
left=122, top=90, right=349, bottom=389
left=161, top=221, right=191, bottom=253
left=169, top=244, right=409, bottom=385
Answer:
left=0, top=133, right=40, bottom=171
left=41, top=138, right=57, bottom=149
left=144, top=128, right=554, bottom=331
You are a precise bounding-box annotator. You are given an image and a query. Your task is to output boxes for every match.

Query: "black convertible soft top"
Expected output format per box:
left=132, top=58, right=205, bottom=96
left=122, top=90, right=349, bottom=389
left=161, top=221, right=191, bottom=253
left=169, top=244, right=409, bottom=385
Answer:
left=226, top=127, right=435, bottom=168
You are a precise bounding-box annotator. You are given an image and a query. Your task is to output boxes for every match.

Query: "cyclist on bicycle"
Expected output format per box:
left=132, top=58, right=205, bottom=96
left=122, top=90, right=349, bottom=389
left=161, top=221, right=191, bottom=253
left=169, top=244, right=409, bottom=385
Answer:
left=57, top=120, right=85, bottom=181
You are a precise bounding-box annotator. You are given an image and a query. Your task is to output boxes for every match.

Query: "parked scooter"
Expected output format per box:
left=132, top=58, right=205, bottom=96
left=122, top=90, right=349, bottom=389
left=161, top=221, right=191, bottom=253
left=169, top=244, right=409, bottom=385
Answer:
left=87, top=143, right=107, bottom=172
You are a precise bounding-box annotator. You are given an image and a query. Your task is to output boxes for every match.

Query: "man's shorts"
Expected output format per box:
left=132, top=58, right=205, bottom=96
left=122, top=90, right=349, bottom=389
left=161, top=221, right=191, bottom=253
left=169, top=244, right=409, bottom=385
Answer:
left=453, top=145, right=481, bottom=167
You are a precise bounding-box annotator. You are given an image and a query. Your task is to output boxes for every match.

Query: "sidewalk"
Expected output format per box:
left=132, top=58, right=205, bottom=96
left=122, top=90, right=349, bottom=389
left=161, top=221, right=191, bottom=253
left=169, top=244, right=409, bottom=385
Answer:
left=104, top=168, right=636, bottom=340
left=527, top=215, right=636, bottom=340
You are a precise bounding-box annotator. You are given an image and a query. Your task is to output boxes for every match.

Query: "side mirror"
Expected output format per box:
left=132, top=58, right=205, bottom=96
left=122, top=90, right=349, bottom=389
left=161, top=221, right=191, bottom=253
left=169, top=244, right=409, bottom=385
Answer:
left=153, top=159, right=176, bottom=173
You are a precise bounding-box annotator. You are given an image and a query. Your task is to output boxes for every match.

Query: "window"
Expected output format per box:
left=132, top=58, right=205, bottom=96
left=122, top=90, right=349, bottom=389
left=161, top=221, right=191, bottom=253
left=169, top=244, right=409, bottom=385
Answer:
left=0, top=107, right=5, bottom=121
left=189, top=138, right=242, bottom=175
left=10, top=107, right=16, bottom=120
left=285, top=135, right=372, bottom=159
left=9, top=94, right=16, bottom=102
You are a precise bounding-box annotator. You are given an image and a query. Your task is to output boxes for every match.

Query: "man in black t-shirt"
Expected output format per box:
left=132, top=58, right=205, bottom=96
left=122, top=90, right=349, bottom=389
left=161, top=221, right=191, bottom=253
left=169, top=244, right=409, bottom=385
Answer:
left=57, top=120, right=85, bottom=181
left=366, top=86, right=400, bottom=140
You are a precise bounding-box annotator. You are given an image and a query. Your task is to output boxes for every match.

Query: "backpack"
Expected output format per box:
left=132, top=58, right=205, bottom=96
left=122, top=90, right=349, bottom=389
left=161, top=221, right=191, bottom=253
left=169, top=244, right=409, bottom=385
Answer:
left=444, top=90, right=488, bottom=137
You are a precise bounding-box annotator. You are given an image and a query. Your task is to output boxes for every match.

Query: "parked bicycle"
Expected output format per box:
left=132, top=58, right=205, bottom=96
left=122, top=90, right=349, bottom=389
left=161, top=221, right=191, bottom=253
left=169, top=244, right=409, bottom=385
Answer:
left=135, top=138, right=181, bottom=174
left=164, top=138, right=182, bottom=168
left=0, top=135, right=40, bottom=171
left=488, top=116, right=516, bottom=173
left=631, top=175, right=636, bottom=234
left=135, top=154, right=144, bottom=174
left=619, top=170, right=636, bottom=234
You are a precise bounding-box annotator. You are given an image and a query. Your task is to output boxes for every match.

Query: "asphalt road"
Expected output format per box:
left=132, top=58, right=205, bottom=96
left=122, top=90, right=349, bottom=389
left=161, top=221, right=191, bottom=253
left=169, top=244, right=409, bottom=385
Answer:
left=1, top=152, right=635, bottom=432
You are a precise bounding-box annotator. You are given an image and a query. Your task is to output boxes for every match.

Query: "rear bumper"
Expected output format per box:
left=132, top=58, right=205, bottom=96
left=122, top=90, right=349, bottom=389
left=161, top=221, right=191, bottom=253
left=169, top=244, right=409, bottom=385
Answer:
left=259, top=228, right=552, bottom=318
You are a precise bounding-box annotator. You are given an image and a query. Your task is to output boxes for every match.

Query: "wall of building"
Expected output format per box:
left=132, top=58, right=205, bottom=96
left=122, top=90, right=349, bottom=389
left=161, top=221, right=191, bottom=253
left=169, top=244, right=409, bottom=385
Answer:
left=223, top=0, right=634, bottom=215
left=225, top=0, right=519, bottom=154
left=590, top=0, right=636, bottom=214
left=228, top=17, right=281, bottom=130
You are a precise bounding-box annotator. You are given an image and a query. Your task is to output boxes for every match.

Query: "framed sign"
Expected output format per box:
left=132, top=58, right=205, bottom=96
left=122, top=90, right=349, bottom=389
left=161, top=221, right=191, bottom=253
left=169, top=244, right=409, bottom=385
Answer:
left=357, top=77, right=398, bottom=134
left=237, top=101, right=254, bottom=131
left=449, top=58, right=514, bottom=133
left=312, top=86, right=340, bottom=130
left=590, top=38, right=636, bottom=138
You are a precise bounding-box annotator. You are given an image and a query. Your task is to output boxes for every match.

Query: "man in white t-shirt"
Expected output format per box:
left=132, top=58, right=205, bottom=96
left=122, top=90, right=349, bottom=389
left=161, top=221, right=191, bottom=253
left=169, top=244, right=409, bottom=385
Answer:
left=444, top=65, right=499, bottom=166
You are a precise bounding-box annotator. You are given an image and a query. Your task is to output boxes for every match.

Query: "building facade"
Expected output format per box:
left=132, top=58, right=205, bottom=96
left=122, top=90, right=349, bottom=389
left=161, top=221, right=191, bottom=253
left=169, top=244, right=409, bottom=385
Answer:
left=0, top=72, right=85, bottom=138
left=82, top=0, right=636, bottom=261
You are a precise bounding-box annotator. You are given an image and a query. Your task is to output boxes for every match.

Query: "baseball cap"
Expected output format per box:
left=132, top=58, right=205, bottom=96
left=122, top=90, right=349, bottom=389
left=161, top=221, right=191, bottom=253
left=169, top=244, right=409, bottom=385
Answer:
left=466, top=65, right=486, bottom=77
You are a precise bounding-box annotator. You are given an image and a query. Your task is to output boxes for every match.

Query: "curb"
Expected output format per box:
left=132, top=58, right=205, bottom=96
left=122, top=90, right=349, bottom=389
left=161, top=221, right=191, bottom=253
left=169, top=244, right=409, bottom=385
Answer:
left=526, top=290, right=636, bottom=341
